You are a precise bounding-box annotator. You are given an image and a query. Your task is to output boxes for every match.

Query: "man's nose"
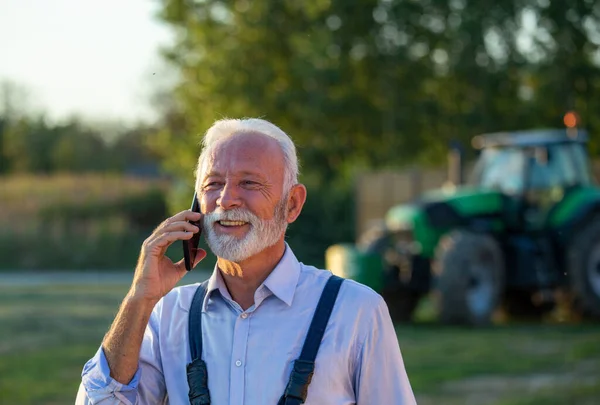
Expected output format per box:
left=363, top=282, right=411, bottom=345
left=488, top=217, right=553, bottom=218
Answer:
left=217, top=183, right=242, bottom=210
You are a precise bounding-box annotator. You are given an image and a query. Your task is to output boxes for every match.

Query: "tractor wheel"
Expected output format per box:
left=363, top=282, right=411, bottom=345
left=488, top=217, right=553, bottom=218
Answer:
left=567, top=218, right=600, bottom=319
left=433, top=230, right=505, bottom=325
left=359, top=226, right=423, bottom=323
left=380, top=284, right=422, bottom=323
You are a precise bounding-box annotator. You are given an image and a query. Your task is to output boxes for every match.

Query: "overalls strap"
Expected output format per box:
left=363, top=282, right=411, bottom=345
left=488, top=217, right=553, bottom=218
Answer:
left=186, top=281, right=210, bottom=405
left=277, top=275, right=345, bottom=405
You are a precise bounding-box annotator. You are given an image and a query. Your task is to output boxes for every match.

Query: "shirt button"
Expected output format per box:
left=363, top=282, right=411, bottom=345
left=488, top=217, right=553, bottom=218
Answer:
left=235, top=360, right=242, bottom=367
left=241, top=313, right=248, bottom=319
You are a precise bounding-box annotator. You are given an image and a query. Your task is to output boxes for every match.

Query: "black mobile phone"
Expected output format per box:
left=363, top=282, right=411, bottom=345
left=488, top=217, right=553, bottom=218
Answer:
left=183, top=192, right=202, bottom=271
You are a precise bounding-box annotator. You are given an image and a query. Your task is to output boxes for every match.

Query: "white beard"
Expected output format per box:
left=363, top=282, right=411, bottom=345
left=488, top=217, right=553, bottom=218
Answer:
left=202, top=197, right=289, bottom=263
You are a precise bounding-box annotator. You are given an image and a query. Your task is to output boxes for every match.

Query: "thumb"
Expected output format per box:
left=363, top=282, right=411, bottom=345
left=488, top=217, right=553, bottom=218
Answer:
left=192, top=248, right=207, bottom=268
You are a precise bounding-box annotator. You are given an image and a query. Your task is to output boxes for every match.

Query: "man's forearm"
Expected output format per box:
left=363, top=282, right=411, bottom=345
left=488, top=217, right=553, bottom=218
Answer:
left=102, top=293, right=158, bottom=385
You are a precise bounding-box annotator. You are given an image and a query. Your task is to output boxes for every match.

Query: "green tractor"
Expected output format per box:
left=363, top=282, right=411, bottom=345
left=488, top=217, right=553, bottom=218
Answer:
left=326, top=128, right=600, bottom=325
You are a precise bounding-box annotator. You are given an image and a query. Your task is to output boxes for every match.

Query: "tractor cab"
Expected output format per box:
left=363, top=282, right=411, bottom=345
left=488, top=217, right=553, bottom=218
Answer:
left=469, top=129, right=593, bottom=230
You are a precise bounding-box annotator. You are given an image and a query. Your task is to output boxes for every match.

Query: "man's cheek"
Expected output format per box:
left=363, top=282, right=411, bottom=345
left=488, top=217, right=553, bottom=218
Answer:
left=199, top=194, right=215, bottom=213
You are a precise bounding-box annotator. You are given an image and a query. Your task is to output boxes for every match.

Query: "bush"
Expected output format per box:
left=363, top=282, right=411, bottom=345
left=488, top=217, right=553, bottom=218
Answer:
left=0, top=175, right=169, bottom=271
left=38, top=186, right=167, bottom=232
left=0, top=225, right=146, bottom=270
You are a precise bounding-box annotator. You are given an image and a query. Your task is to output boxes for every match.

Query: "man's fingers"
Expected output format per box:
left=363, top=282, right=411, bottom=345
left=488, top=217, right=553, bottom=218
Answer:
left=161, top=220, right=200, bottom=234
left=141, top=210, right=203, bottom=260
left=192, top=248, right=207, bottom=266
left=162, top=210, right=203, bottom=227
left=152, top=230, right=195, bottom=251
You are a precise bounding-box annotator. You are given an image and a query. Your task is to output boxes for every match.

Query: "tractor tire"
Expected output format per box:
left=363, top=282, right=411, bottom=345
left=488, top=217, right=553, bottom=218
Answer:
left=567, top=218, right=600, bottom=319
left=359, top=226, right=423, bottom=323
left=433, top=230, right=505, bottom=325
left=380, top=286, right=422, bottom=323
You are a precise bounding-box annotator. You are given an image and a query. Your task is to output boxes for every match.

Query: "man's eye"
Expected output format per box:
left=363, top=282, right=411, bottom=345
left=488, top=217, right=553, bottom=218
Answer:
left=203, top=182, right=221, bottom=190
left=243, top=180, right=259, bottom=186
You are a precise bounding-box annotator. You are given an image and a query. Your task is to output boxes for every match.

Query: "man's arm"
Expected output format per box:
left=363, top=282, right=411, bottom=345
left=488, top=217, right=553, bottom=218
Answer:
left=76, top=209, right=206, bottom=404
left=354, top=297, right=417, bottom=404
left=101, top=209, right=204, bottom=384
left=102, top=294, right=157, bottom=384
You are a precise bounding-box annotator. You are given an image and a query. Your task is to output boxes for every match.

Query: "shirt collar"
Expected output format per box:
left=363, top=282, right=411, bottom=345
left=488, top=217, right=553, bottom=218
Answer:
left=202, top=243, right=302, bottom=312
left=262, top=243, right=301, bottom=307
left=202, top=265, right=230, bottom=312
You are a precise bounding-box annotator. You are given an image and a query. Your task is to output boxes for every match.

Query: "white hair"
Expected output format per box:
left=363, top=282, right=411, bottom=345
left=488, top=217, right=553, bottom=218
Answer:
left=195, top=118, right=299, bottom=193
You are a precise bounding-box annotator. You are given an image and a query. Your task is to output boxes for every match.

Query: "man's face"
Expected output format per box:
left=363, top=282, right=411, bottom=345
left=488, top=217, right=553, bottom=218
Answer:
left=198, top=132, right=289, bottom=262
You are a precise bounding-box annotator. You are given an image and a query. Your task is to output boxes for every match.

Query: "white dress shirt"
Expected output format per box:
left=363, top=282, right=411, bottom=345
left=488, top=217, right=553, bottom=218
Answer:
left=76, top=244, right=416, bottom=404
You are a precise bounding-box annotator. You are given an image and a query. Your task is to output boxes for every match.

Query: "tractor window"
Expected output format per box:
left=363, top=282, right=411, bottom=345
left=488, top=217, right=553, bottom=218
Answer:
left=569, top=143, right=594, bottom=185
left=528, top=145, right=581, bottom=189
left=472, top=147, right=525, bottom=194
left=524, top=144, right=585, bottom=228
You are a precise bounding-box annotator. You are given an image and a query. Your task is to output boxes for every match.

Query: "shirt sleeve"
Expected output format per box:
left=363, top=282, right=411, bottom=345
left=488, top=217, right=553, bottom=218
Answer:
left=354, top=297, right=417, bottom=405
left=76, top=308, right=167, bottom=405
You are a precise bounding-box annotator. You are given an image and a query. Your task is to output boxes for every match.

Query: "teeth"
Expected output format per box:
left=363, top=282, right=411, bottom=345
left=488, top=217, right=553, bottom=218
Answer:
left=219, top=220, right=247, bottom=227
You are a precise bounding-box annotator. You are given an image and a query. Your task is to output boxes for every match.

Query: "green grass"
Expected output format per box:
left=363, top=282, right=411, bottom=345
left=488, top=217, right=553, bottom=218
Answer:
left=398, top=323, right=600, bottom=389
left=0, top=284, right=128, bottom=404
left=1, top=283, right=599, bottom=405
left=397, top=323, right=600, bottom=404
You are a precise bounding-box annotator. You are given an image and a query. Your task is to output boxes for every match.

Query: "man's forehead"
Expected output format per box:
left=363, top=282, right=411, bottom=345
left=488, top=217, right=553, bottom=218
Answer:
left=215, top=131, right=278, bottom=151
left=203, top=132, right=285, bottom=177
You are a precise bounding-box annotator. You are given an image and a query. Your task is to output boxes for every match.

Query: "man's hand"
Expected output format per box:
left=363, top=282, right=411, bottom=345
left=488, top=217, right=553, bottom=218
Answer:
left=101, top=210, right=207, bottom=385
left=130, top=210, right=207, bottom=303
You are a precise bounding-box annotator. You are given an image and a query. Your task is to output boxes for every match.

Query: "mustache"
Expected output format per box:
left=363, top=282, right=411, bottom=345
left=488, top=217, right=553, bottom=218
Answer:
left=203, top=208, right=258, bottom=224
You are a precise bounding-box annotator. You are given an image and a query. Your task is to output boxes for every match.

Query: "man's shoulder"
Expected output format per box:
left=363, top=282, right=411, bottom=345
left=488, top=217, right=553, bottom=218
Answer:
left=299, top=264, right=384, bottom=312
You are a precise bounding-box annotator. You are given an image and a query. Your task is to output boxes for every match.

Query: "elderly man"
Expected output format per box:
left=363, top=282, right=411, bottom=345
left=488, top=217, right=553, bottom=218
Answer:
left=75, top=118, right=416, bottom=404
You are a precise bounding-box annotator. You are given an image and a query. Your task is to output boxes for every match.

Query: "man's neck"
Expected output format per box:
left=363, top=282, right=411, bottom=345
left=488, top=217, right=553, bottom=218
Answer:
left=218, top=241, right=286, bottom=310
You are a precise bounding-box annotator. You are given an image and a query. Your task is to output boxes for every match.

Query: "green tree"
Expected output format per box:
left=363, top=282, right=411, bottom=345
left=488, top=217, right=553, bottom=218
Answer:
left=0, top=116, right=8, bottom=174
left=153, top=0, right=600, bottom=179
left=51, top=121, right=109, bottom=172
left=2, top=115, right=57, bottom=173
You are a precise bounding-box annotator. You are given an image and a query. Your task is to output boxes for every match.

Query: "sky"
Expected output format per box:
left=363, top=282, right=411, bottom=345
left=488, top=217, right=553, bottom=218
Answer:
left=0, top=0, right=174, bottom=123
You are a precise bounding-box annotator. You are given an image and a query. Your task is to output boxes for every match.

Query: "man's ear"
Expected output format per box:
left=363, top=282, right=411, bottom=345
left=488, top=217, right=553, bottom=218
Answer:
left=286, top=184, right=307, bottom=223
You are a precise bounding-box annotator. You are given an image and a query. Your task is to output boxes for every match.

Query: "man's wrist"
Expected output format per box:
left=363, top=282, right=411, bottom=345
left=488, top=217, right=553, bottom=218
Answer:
left=126, top=287, right=161, bottom=308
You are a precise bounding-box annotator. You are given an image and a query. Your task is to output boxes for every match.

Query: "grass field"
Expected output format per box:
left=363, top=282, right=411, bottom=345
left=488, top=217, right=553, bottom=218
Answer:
left=1, top=281, right=599, bottom=405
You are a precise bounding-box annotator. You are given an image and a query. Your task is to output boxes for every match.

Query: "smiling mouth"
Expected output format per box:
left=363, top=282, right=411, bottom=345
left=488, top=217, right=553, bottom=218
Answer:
left=217, top=220, right=249, bottom=227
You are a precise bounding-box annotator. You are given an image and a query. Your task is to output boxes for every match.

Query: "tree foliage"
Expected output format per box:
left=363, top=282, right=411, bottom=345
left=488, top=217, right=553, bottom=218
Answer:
left=153, top=0, right=600, bottom=182
left=0, top=103, right=161, bottom=176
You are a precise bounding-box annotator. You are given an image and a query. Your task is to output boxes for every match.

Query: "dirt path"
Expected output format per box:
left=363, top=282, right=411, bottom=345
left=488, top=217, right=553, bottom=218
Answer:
left=416, top=358, right=600, bottom=405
